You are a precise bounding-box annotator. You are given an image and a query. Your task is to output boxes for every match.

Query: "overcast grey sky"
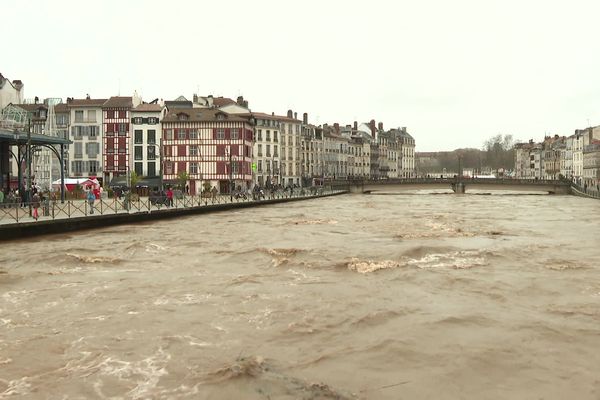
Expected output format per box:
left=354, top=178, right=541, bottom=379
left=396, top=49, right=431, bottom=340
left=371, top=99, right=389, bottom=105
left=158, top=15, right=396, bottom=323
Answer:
left=3, top=0, right=600, bottom=151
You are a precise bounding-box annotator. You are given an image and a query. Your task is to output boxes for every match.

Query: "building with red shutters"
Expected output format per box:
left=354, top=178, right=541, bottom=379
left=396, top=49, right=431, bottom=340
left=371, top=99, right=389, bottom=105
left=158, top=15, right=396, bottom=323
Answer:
left=102, top=96, right=142, bottom=184
left=160, top=107, right=254, bottom=195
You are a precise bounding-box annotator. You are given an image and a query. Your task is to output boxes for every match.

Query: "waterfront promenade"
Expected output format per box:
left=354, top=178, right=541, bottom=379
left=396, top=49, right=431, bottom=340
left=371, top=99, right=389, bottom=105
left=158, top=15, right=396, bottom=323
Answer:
left=0, top=187, right=346, bottom=240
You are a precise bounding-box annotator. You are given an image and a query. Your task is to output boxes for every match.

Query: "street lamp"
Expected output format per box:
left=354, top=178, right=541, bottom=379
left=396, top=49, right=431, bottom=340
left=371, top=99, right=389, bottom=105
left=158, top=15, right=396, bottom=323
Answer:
left=226, top=145, right=233, bottom=201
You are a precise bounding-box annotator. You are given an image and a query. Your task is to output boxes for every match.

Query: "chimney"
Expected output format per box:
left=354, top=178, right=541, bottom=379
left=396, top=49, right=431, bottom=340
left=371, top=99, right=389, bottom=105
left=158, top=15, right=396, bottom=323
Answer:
left=243, top=100, right=248, bottom=108
left=193, top=94, right=198, bottom=103
left=378, top=122, right=383, bottom=131
left=401, top=127, right=407, bottom=133
left=272, top=112, right=275, bottom=116
left=34, top=96, right=39, bottom=104
left=303, top=112, right=308, bottom=124
left=237, top=96, right=244, bottom=105
left=294, top=112, right=297, bottom=120
left=353, top=121, right=357, bottom=130
left=369, top=119, right=376, bottom=136
left=287, top=109, right=293, bottom=118
left=334, top=123, right=340, bottom=134
left=86, top=93, right=90, bottom=100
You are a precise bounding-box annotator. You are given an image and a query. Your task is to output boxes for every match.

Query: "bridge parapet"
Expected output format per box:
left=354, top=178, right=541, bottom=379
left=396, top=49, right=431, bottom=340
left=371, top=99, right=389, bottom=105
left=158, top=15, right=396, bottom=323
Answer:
left=332, top=177, right=572, bottom=194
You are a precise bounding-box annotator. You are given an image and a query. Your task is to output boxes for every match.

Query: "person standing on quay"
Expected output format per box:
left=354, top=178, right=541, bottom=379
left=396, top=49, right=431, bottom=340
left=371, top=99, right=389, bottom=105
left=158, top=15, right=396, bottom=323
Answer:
left=32, top=191, right=41, bottom=220
left=87, top=189, right=96, bottom=214
left=166, top=187, right=174, bottom=207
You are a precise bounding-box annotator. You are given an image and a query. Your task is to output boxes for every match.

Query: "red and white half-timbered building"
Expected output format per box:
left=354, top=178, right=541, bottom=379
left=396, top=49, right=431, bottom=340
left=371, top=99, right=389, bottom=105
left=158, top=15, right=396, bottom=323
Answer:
left=102, top=96, right=136, bottom=183
left=161, top=108, right=255, bottom=194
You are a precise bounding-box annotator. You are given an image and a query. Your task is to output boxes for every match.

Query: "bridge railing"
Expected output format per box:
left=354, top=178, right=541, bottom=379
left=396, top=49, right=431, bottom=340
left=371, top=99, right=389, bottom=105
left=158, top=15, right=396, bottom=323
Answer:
left=0, top=186, right=342, bottom=225
left=570, top=182, right=600, bottom=199
left=334, top=177, right=570, bottom=186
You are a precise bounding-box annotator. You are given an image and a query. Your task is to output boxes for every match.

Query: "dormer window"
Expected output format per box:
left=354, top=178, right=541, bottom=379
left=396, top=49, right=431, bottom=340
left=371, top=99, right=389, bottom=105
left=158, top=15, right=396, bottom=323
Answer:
left=177, top=113, right=189, bottom=121
left=216, top=113, right=226, bottom=120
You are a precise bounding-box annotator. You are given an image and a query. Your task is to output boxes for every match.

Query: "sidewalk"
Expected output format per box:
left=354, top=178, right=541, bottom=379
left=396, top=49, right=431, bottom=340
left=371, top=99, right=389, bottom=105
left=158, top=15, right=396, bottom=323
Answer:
left=0, top=189, right=340, bottom=226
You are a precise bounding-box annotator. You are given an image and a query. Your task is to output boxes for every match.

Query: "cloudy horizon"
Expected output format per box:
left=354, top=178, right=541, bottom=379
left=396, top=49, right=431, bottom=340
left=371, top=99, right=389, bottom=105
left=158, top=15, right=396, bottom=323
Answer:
left=3, top=0, right=600, bottom=151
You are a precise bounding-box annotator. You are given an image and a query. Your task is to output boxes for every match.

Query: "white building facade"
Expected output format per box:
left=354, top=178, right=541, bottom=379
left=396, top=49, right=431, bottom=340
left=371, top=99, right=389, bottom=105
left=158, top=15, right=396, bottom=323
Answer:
left=131, top=104, right=163, bottom=178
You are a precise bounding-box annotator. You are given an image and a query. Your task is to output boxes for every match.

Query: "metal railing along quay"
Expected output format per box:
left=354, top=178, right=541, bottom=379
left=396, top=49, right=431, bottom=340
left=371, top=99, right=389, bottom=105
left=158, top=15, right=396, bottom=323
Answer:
left=0, top=186, right=343, bottom=225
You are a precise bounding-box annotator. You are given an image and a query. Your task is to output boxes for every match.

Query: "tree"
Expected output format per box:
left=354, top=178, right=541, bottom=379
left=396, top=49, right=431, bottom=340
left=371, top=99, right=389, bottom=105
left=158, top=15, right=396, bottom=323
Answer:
left=483, top=134, right=515, bottom=171
left=129, top=170, right=140, bottom=190
left=177, top=171, right=189, bottom=191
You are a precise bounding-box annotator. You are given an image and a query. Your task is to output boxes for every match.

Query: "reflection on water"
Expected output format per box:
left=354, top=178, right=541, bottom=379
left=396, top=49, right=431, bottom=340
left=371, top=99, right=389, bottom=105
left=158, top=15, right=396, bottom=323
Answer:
left=1, top=192, right=600, bottom=399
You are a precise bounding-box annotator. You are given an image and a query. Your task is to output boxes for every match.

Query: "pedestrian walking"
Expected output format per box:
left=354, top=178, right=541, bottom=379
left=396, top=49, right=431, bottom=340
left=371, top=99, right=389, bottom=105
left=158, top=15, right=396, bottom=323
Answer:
left=32, top=192, right=41, bottom=220
left=87, top=190, right=96, bottom=214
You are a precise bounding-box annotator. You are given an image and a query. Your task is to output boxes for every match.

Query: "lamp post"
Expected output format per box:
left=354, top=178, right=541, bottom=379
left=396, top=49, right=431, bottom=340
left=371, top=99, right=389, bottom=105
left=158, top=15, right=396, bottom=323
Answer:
left=226, top=145, right=233, bottom=201
left=27, top=119, right=32, bottom=216
left=158, top=138, right=164, bottom=191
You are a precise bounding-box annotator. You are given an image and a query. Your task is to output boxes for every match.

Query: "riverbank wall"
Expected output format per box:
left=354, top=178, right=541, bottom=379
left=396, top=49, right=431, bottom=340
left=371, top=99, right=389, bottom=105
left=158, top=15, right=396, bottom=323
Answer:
left=0, top=191, right=347, bottom=242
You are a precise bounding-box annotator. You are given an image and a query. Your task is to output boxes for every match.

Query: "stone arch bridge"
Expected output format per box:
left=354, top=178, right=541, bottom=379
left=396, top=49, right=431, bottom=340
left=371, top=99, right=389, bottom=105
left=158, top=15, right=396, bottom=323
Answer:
left=331, top=178, right=572, bottom=195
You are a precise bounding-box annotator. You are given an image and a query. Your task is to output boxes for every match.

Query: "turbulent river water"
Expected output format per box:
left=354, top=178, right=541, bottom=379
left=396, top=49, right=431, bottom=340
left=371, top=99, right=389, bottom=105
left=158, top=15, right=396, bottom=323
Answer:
left=1, top=191, right=600, bottom=399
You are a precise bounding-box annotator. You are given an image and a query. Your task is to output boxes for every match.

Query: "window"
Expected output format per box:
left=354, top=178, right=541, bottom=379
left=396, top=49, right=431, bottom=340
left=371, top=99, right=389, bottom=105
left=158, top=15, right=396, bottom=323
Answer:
left=165, top=129, right=173, bottom=140
left=88, top=161, right=99, bottom=174
left=135, top=146, right=143, bottom=160
left=166, top=162, right=173, bottom=175
left=266, top=130, right=271, bottom=141
left=189, top=146, right=198, bottom=156
left=216, top=113, right=225, bottom=120
left=232, top=161, right=239, bottom=174
left=217, top=128, right=225, bottom=139
left=147, top=162, right=156, bottom=177
left=88, top=110, right=96, bottom=122
left=274, top=132, right=278, bottom=142
left=258, top=160, right=263, bottom=172
left=177, top=113, right=188, bottom=121
left=231, top=128, right=239, bottom=139
left=189, top=129, right=198, bottom=139
left=147, top=130, right=156, bottom=144
left=147, top=146, right=156, bottom=160
left=133, top=117, right=143, bottom=124
left=57, top=115, right=68, bottom=125
left=148, top=117, right=158, bottom=124
left=257, top=129, right=262, bottom=141
left=118, top=123, right=127, bottom=135
left=274, top=145, right=278, bottom=157
left=190, top=162, right=198, bottom=174
left=71, top=160, right=83, bottom=173
left=135, top=130, right=143, bottom=144
left=135, top=162, right=143, bottom=176
left=74, top=142, right=83, bottom=158
left=258, top=144, right=262, bottom=156
left=89, top=126, right=98, bottom=138
left=177, top=129, right=186, bottom=140
left=75, top=110, right=84, bottom=123
left=71, top=126, right=83, bottom=139
left=266, top=145, right=271, bottom=157
left=86, top=142, right=99, bottom=157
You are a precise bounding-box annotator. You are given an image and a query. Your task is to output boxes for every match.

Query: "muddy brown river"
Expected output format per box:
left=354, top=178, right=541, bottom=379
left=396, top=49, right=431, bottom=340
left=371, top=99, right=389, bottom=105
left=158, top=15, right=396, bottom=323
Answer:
left=1, top=192, right=599, bottom=399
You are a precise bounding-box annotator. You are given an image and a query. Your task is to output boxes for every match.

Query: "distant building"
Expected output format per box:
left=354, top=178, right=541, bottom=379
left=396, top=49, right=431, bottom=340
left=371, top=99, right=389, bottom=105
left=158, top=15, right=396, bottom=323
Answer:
left=131, top=103, right=163, bottom=178
left=67, top=97, right=107, bottom=182
left=0, top=73, right=24, bottom=110
left=160, top=107, right=254, bottom=194
left=102, top=95, right=142, bottom=183
left=583, top=140, right=600, bottom=188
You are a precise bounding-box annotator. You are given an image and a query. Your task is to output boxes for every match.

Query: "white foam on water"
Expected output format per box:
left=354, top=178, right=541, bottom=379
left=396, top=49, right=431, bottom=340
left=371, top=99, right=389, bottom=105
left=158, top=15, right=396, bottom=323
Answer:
left=346, top=258, right=402, bottom=274
left=0, top=377, right=32, bottom=397
left=408, top=250, right=488, bottom=269
left=92, top=347, right=171, bottom=400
